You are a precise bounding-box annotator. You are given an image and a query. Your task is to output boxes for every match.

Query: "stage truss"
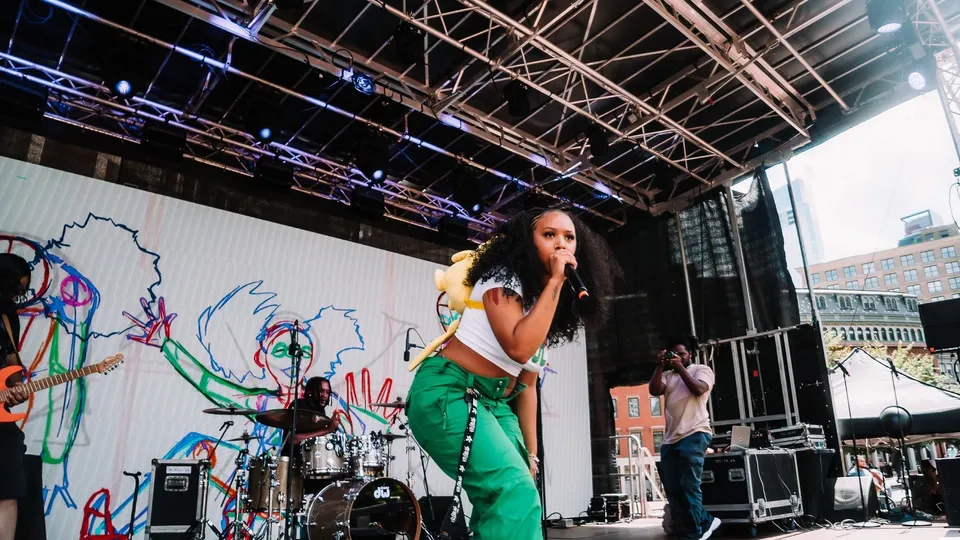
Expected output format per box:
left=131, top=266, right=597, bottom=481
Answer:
left=2, top=0, right=958, bottom=237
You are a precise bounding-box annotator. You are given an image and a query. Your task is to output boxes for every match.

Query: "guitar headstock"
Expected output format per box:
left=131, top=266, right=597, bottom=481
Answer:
left=95, top=354, right=124, bottom=374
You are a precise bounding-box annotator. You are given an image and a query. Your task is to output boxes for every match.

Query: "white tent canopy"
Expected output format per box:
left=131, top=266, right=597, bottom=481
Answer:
left=830, top=348, right=960, bottom=439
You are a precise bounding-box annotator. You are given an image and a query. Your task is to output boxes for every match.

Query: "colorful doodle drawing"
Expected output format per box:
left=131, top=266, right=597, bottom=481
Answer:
left=335, top=368, right=398, bottom=435
left=3, top=213, right=162, bottom=516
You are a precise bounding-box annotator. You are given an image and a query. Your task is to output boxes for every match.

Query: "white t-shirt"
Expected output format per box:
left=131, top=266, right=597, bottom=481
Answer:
left=454, top=273, right=547, bottom=377
left=662, top=363, right=715, bottom=445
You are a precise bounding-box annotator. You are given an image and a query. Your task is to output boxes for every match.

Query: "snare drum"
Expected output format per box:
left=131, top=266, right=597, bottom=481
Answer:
left=246, top=455, right=303, bottom=512
left=300, top=434, right=348, bottom=478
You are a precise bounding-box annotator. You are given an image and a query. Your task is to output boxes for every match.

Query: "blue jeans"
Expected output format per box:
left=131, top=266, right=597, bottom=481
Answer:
left=660, top=432, right=713, bottom=539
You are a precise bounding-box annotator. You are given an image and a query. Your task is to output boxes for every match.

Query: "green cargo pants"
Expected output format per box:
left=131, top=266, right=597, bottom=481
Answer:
left=407, top=356, right=542, bottom=540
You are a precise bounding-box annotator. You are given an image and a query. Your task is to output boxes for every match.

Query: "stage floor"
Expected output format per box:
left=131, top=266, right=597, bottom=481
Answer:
left=545, top=519, right=958, bottom=539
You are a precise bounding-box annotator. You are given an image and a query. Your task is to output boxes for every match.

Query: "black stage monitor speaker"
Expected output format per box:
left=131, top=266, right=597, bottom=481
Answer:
left=937, top=457, right=960, bottom=526
left=918, top=297, right=960, bottom=352
left=822, top=476, right=878, bottom=522
left=794, top=448, right=834, bottom=520
left=145, top=459, right=210, bottom=539
left=418, top=496, right=468, bottom=540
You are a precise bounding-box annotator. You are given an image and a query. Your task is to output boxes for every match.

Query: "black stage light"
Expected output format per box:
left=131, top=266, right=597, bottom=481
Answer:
left=867, top=0, right=906, bottom=34
left=243, top=96, right=282, bottom=143
left=141, top=122, right=186, bottom=162
left=354, top=136, right=391, bottom=184
left=504, top=79, right=531, bottom=119
left=0, top=81, right=46, bottom=131
left=393, top=23, right=424, bottom=66
left=100, top=34, right=152, bottom=97
left=351, top=186, right=386, bottom=220
left=437, top=216, right=470, bottom=241
left=587, top=124, right=609, bottom=159
left=907, top=56, right=936, bottom=92
left=254, top=157, right=294, bottom=187
left=450, top=167, right=485, bottom=216
left=353, top=72, right=376, bottom=96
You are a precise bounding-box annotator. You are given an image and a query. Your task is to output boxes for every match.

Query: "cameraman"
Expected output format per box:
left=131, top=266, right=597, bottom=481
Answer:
left=650, top=336, right=719, bottom=540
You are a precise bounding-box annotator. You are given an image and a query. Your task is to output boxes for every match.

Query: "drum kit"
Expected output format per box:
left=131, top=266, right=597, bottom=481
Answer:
left=202, top=400, right=426, bottom=540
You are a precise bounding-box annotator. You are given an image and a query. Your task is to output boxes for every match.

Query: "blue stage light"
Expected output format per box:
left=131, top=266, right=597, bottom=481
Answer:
left=114, top=80, right=132, bottom=96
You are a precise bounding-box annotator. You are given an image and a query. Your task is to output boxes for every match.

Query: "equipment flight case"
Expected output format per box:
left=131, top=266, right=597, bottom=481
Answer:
left=701, top=448, right=802, bottom=533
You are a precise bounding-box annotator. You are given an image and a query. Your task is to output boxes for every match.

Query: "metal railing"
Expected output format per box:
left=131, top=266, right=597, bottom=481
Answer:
left=593, top=434, right=666, bottom=518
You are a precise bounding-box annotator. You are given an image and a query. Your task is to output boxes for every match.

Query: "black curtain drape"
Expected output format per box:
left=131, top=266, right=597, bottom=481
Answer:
left=585, top=169, right=799, bottom=492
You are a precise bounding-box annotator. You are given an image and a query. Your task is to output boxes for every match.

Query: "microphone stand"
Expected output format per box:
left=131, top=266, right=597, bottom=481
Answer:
left=285, top=321, right=304, bottom=540
left=122, top=471, right=142, bottom=540
left=836, top=362, right=878, bottom=528
left=887, top=362, right=931, bottom=528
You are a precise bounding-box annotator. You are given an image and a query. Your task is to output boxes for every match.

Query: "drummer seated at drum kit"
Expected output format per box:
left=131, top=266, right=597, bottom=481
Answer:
left=280, top=376, right=342, bottom=451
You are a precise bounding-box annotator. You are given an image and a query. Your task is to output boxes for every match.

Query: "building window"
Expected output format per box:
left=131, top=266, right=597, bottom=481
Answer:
left=653, top=431, right=665, bottom=454
left=924, top=265, right=940, bottom=278
left=942, top=231, right=951, bottom=238
left=843, top=265, right=856, bottom=277
left=864, top=277, right=879, bottom=290
left=901, top=254, right=915, bottom=266
left=881, top=328, right=888, bottom=341
left=906, top=298, right=919, bottom=311
left=862, top=296, right=877, bottom=310
left=840, top=328, right=848, bottom=340
left=627, top=397, right=640, bottom=417
left=921, top=250, right=935, bottom=263
left=816, top=296, right=827, bottom=309
left=650, top=396, right=662, bottom=417
left=786, top=210, right=795, bottom=225
left=838, top=296, right=854, bottom=310
left=629, top=430, right=642, bottom=456
left=848, top=327, right=855, bottom=340
left=906, top=284, right=922, bottom=296
left=616, top=429, right=622, bottom=455
left=826, top=284, right=840, bottom=290
left=873, top=328, right=880, bottom=341
left=951, top=277, right=960, bottom=290
left=825, top=269, right=838, bottom=281
left=862, top=262, right=875, bottom=274
left=946, top=261, right=960, bottom=274
left=846, top=280, right=860, bottom=290
left=811, top=273, right=821, bottom=285
left=918, top=329, right=924, bottom=341
left=942, top=246, right=957, bottom=258
left=932, top=296, right=946, bottom=302
left=889, top=288, right=901, bottom=292
left=881, top=258, right=895, bottom=270
left=612, top=398, right=617, bottom=419
left=896, top=329, right=903, bottom=341
left=884, top=297, right=899, bottom=311
left=926, top=233, right=935, bottom=241
left=884, top=273, right=898, bottom=285
left=856, top=328, right=864, bottom=341
left=831, top=328, right=838, bottom=337
left=929, top=281, right=944, bottom=293
left=955, top=293, right=960, bottom=299
left=904, top=269, right=919, bottom=281
left=910, top=329, right=917, bottom=341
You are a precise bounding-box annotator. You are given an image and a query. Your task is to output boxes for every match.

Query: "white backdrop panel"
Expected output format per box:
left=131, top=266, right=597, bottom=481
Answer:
left=0, top=155, right=591, bottom=538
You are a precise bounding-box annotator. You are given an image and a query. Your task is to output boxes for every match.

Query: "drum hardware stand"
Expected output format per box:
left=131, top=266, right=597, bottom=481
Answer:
left=285, top=320, right=304, bottom=540
left=121, top=470, right=142, bottom=540
left=188, top=459, right=222, bottom=540
left=223, top=432, right=256, bottom=540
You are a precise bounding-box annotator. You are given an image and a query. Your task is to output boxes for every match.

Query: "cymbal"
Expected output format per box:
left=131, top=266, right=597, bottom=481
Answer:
left=382, top=433, right=407, bottom=441
left=228, top=433, right=262, bottom=442
left=203, top=406, right=258, bottom=416
left=256, top=408, right=330, bottom=431
left=371, top=401, right=406, bottom=409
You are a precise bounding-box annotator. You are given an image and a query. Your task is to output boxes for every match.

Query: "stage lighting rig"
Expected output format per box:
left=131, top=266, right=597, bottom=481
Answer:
left=100, top=34, right=152, bottom=98
left=906, top=56, right=936, bottom=91
left=503, top=80, right=531, bottom=119
left=451, top=167, right=485, bottom=216
left=353, top=72, right=376, bottom=96
left=587, top=125, right=609, bottom=160
left=867, top=0, right=905, bottom=34
left=393, top=23, right=424, bottom=66
left=354, top=135, right=391, bottom=184
left=243, top=95, right=283, bottom=143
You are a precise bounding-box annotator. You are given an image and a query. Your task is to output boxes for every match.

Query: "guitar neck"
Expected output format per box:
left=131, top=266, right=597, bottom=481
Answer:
left=1, top=365, right=99, bottom=397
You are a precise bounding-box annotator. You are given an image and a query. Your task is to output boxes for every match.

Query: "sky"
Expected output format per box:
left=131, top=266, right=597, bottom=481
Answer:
left=761, top=90, right=960, bottom=262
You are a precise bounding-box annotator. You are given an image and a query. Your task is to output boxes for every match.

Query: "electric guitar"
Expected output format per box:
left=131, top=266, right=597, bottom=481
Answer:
left=0, top=354, right=124, bottom=422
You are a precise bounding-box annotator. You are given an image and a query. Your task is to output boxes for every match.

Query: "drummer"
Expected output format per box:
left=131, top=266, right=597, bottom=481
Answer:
left=280, top=376, right=342, bottom=453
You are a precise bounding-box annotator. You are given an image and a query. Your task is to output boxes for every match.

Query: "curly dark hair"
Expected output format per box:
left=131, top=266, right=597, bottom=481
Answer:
left=465, top=207, right=621, bottom=346
left=0, top=253, right=30, bottom=304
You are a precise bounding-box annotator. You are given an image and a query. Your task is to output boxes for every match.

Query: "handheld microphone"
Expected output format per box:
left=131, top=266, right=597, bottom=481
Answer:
left=564, top=264, right=589, bottom=299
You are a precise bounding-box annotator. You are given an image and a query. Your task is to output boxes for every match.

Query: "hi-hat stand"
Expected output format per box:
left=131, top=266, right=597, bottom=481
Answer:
left=884, top=359, right=931, bottom=528
left=835, top=362, right=879, bottom=528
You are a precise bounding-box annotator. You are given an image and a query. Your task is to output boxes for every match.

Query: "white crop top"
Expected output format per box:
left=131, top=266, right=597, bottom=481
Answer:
left=454, top=273, right=547, bottom=377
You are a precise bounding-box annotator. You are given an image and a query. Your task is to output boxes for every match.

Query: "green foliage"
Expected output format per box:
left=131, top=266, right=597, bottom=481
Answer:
left=821, top=331, right=958, bottom=392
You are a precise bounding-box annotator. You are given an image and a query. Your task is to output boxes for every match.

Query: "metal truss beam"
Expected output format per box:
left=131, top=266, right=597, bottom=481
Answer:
left=137, top=0, right=646, bottom=213
left=914, top=0, right=960, bottom=162
left=39, top=0, right=628, bottom=225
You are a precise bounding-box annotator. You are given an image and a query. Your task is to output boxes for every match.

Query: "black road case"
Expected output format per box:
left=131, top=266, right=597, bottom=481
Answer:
left=145, top=459, right=211, bottom=539
left=701, top=448, right=802, bottom=526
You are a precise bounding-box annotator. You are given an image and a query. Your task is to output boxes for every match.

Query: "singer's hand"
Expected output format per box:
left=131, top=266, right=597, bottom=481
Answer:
left=548, top=248, right=577, bottom=281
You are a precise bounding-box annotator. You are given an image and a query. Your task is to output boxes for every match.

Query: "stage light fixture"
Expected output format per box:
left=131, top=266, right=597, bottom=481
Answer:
left=351, top=186, right=386, bottom=220
left=906, top=56, right=936, bottom=92
left=393, top=23, right=424, bottom=66
left=353, top=72, right=376, bottom=96
left=587, top=124, right=609, bottom=159
left=908, top=71, right=926, bottom=90
left=354, top=135, right=391, bottom=184
left=504, top=80, right=531, bottom=119
left=141, top=121, right=187, bottom=162
left=243, top=96, right=282, bottom=143
left=114, top=80, right=133, bottom=97
left=867, top=0, right=905, bottom=34
left=254, top=157, right=294, bottom=187
left=0, top=81, right=46, bottom=131
left=451, top=167, right=485, bottom=216
left=437, top=216, right=470, bottom=241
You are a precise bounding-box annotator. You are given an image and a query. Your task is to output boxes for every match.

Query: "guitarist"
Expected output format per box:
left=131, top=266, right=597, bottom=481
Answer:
left=0, top=254, right=32, bottom=540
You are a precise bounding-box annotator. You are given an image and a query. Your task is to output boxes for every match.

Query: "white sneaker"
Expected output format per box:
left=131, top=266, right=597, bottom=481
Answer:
left=700, top=517, right=721, bottom=540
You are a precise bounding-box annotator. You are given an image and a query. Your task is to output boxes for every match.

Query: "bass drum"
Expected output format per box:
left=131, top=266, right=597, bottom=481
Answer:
left=305, top=477, right=421, bottom=540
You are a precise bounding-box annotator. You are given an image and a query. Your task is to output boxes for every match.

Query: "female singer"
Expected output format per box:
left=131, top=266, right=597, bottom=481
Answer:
left=406, top=208, right=620, bottom=540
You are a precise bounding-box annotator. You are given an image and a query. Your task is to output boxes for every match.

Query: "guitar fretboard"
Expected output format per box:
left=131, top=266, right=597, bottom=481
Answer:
left=0, top=365, right=99, bottom=398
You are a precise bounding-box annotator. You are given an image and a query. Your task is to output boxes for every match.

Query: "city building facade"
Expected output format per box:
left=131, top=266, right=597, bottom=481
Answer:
left=773, top=178, right=825, bottom=285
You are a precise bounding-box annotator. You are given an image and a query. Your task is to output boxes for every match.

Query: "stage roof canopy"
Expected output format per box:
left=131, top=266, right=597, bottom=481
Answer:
left=831, top=348, right=960, bottom=440
left=2, top=0, right=958, bottom=238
